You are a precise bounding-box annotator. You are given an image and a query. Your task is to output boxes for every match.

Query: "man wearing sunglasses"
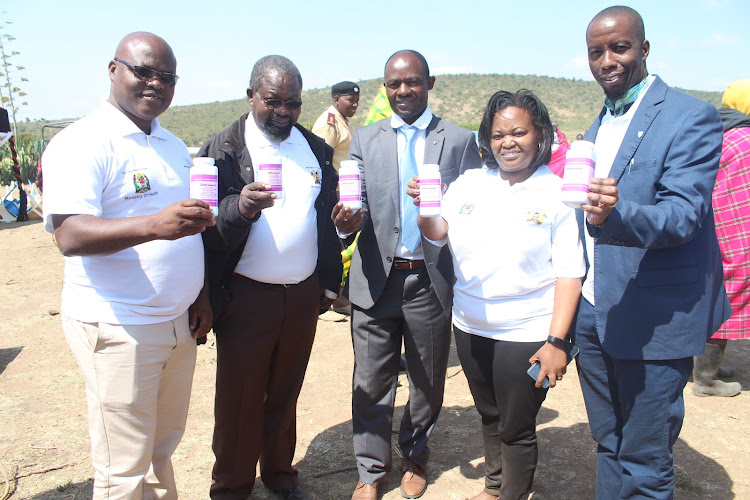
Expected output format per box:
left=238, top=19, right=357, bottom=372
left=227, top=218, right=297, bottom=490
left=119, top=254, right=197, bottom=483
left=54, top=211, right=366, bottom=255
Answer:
left=42, top=32, right=215, bottom=497
left=198, top=55, right=342, bottom=500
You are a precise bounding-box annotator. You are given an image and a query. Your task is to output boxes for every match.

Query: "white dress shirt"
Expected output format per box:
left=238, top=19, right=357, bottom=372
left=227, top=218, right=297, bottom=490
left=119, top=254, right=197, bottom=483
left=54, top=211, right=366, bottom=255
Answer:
left=390, top=107, right=434, bottom=260
left=582, top=74, right=655, bottom=304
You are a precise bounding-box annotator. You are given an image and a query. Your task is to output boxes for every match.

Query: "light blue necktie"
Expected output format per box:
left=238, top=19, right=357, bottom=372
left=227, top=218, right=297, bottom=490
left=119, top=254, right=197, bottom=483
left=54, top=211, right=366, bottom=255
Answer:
left=400, top=126, right=421, bottom=253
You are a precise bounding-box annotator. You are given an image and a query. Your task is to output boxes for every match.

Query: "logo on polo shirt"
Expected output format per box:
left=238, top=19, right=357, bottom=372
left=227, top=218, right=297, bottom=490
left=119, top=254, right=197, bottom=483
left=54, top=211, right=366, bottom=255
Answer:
left=526, top=210, right=547, bottom=225
left=310, top=170, right=321, bottom=185
left=458, top=202, right=474, bottom=215
left=133, top=172, right=151, bottom=193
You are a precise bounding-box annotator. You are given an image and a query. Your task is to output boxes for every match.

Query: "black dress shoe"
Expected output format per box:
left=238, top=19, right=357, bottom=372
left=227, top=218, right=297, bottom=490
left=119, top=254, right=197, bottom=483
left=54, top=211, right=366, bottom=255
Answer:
left=271, top=486, right=309, bottom=500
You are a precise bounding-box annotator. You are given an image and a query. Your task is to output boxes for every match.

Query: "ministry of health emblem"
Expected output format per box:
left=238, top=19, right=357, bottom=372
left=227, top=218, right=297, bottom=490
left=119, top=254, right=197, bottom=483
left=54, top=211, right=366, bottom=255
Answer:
left=133, top=172, right=151, bottom=193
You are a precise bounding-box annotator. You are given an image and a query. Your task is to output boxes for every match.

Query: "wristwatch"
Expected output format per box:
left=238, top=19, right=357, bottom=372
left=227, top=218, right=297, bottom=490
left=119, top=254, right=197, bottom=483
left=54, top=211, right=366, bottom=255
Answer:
left=547, top=335, right=569, bottom=352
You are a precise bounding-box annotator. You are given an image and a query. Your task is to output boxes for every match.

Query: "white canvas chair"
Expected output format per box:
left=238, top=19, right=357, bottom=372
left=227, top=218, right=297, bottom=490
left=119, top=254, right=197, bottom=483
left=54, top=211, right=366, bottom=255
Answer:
left=25, top=183, right=43, bottom=219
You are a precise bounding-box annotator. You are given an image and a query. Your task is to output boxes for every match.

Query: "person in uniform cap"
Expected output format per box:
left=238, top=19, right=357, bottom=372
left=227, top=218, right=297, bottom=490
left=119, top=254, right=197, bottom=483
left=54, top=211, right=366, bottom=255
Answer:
left=312, top=80, right=360, bottom=172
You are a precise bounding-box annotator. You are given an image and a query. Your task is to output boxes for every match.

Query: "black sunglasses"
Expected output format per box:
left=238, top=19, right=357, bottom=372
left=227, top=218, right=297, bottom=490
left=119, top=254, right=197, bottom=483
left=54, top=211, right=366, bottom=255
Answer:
left=115, top=58, right=179, bottom=87
left=259, top=96, right=302, bottom=110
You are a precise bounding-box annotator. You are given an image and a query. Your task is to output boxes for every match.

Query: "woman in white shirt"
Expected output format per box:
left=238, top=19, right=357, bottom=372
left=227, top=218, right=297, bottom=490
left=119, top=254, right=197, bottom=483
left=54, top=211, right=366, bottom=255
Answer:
left=409, top=89, right=585, bottom=500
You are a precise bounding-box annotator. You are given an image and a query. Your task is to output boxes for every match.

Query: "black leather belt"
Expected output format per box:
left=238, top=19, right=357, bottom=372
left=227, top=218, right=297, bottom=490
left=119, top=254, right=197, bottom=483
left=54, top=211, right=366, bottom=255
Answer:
left=233, top=273, right=312, bottom=289
left=393, top=258, right=425, bottom=270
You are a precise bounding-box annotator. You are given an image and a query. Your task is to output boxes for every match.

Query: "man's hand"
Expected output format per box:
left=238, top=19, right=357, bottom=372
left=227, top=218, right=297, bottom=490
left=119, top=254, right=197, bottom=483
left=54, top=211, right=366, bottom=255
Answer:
left=406, top=176, right=420, bottom=205
left=582, top=177, right=618, bottom=227
left=319, top=289, right=336, bottom=310
left=331, top=201, right=363, bottom=234
left=238, top=182, right=276, bottom=220
left=189, top=284, right=213, bottom=339
left=151, top=199, right=216, bottom=240
left=52, top=198, right=216, bottom=256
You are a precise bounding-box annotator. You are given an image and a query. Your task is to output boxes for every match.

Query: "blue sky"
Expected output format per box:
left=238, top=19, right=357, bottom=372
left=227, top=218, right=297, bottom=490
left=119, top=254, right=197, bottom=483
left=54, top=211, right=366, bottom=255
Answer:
left=3, top=0, right=748, bottom=121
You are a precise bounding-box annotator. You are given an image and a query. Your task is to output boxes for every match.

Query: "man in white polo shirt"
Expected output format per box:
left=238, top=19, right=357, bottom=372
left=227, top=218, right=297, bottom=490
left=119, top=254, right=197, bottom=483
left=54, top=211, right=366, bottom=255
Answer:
left=42, top=32, right=215, bottom=498
left=198, top=55, right=342, bottom=500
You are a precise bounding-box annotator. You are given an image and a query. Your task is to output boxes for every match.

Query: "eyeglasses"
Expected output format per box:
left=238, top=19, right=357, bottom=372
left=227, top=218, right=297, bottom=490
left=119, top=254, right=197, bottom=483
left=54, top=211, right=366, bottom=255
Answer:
left=259, top=96, right=302, bottom=110
left=114, top=58, right=179, bottom=87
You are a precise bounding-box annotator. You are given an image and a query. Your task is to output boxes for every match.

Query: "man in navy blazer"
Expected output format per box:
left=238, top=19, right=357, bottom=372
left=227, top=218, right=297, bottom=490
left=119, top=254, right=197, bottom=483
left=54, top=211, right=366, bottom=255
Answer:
left=332, top=50, right=481, bottom=500
left=574, top=6, right=731, bottom=499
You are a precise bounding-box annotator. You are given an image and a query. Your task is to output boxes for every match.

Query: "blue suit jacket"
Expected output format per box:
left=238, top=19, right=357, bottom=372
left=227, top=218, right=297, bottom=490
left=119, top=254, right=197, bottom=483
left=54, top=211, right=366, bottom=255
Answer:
left=579, top=76, right=731, bottom=360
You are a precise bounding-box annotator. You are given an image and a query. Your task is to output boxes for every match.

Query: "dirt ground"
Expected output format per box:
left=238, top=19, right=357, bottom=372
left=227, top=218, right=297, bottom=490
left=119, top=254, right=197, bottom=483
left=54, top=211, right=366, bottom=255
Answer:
left=0, top=219, right=748, bottom=499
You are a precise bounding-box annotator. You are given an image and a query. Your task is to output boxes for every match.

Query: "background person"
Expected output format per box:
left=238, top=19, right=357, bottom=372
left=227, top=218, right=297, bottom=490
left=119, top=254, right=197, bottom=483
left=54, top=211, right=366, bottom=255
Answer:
left=409, top=89, right=584, bottom=500
left=313, top=80, right=360, bottom=320
left=693, top=79, right=750, bottom=396
left=42, top=32, right=215, bottom=497
left=312, top=80, right=360, bottom=172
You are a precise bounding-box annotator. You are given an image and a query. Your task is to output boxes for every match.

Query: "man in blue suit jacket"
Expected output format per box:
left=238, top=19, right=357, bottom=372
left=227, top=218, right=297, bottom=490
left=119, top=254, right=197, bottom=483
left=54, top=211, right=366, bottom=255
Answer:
left=574, top=6, right=731, bottom=499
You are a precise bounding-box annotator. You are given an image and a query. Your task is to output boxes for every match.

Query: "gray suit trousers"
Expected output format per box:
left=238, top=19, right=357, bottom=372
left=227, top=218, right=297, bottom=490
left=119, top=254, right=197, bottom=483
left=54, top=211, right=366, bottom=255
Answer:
left=351, top=266, right=451, bottom=484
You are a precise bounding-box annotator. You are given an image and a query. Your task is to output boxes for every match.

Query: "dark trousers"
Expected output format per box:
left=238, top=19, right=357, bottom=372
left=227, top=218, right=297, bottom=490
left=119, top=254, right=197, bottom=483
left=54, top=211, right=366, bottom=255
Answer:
left=351, top=267, right=451, bottom=484
left=210, top=273, right=320, bottom=499
left=575, top=298, right=692, bottom=500
left=454, top=327, right=547, bottom=500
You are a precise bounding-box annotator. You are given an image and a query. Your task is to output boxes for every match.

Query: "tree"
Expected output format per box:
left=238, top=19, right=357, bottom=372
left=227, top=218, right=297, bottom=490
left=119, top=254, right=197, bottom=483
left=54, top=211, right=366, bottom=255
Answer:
left=0, top=17, right=28, bottom=137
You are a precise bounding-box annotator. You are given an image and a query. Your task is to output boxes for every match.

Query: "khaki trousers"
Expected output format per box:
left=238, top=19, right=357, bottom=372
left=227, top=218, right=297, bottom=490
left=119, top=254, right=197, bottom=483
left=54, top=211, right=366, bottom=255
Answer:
left=63, top=311, right=197, bottom=499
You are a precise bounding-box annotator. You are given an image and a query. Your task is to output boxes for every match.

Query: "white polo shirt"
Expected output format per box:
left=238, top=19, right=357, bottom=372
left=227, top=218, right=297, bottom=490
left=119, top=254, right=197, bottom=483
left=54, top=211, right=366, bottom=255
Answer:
left=42, top=102, right=205, bottom=325
left=442, top=166, right=585, bottom=341
left=234, top=114, right=320, bottom=284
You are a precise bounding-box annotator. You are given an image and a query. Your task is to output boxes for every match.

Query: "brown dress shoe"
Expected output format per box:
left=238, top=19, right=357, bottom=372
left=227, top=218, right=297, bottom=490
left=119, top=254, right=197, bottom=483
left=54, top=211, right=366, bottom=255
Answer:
left=351, top=481, right=377, bottom=500
left=400, top=458, right=427, bottom=499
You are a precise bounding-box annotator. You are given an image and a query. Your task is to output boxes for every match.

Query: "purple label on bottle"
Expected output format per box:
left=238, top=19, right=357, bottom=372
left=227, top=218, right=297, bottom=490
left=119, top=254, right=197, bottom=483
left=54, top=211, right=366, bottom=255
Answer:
left=420, top=178, right=441, bottom=208
left=190, top=173, right=218, bottom=207
left=339, top=174, right=361, bottom=203
left=562, top=157, right=595, bottom=193
left=258, top=163, right=282, bottom=191
left=561, top=184, right=590, bottom=192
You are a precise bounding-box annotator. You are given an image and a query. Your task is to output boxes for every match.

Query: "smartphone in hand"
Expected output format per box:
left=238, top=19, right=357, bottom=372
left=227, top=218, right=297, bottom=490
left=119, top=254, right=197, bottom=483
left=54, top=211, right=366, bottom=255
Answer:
left=526, top=345, right=580, bottom=388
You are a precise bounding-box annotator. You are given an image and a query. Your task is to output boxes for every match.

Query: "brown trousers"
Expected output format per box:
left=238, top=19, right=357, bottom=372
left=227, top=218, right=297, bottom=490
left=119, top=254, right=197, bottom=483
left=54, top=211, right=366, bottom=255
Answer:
left=210, top=272, right=320, bottom=498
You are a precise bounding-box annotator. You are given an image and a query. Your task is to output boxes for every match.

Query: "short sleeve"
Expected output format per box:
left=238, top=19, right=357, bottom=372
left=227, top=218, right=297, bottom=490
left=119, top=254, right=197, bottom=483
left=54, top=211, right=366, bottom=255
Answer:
left=42, top=126, right=107, bottom=233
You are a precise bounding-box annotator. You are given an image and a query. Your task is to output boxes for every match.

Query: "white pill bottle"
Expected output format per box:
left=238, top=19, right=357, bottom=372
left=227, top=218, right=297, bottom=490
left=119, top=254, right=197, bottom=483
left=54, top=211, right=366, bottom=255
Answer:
left=190, top=157, right=219, bottom=215
left=561, top=140, right=596, bottom=208
left=338, top=160, right=362, bottom=211
left=417, top=163, right=442, bottom=217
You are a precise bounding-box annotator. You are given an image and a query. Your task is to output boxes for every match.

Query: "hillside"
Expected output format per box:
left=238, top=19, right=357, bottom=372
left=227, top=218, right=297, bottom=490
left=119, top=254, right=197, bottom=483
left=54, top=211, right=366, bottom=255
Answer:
left=17, top=74, right=722, bottom=147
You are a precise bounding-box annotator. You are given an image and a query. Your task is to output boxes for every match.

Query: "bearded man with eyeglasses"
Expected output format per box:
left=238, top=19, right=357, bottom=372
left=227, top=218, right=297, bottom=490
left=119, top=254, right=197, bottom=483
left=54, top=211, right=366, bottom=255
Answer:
left=42, top=32, right=215, bottom=497
left=198, top=54, right=342, bottom=500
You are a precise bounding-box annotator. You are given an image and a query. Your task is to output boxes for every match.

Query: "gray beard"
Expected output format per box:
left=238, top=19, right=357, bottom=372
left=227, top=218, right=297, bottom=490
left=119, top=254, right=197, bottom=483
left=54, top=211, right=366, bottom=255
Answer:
left=262, top=122, right=293, bottom=143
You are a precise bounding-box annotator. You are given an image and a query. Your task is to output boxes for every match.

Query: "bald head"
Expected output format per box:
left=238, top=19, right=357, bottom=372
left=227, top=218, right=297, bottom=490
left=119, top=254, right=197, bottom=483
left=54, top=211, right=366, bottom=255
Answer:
left=108, top=32, right=177, bottom=134
left=384, top=50, right=430, bottom=80
left=587, top=6, right=645, bottom=42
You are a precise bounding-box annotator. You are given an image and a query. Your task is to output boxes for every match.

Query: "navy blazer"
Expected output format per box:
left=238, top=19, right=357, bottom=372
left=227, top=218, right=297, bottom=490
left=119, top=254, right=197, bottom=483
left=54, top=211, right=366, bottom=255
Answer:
left=579, top=76, right=731, bottom=360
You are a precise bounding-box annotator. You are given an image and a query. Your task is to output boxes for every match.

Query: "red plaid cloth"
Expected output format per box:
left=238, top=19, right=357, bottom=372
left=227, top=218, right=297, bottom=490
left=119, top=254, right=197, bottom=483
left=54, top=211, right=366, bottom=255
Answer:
left=712, top=127, right=750, bottom=339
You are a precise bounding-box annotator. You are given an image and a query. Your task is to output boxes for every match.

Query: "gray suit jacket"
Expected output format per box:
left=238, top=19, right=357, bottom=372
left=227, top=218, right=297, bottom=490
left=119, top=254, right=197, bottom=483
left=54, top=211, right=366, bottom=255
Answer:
left=345, top=115, right=482, bottom=311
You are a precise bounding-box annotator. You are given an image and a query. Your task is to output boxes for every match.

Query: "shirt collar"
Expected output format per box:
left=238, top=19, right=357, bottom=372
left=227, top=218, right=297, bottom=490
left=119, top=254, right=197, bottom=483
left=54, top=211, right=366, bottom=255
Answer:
left=101, top=100, right=167, bottom=139
left=604, top=75, right=652, bottom=117
left=390, top=106, right=433, bottom=131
